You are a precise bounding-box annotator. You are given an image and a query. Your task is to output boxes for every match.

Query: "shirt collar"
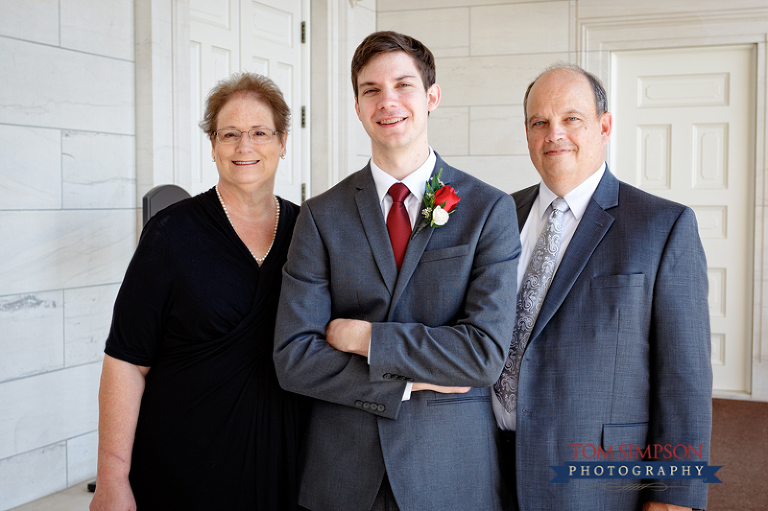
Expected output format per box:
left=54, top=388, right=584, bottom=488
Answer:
left=536, top=162, right=606, bottom=221
left=370, top=148, right=436, bottom=205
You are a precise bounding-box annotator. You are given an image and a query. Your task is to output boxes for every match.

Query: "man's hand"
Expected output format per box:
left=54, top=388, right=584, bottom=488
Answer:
left=326, top=318, right=372, bottom=357
left=412, top=382, right=471, bottom=394
left=642, top=502, right=692, bottom=511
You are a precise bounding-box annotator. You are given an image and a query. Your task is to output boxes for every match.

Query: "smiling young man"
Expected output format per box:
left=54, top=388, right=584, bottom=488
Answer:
left=274, top=32, right=521, bottom=511
left=493, top=64, right=712, bottom=511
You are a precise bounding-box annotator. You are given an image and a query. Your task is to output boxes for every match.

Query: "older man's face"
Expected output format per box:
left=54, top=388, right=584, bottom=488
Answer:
left=525, top=68, right=612, bottom=196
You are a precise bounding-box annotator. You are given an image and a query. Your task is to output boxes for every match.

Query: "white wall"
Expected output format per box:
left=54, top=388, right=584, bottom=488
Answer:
left=0, top=0, right=137, bottom=509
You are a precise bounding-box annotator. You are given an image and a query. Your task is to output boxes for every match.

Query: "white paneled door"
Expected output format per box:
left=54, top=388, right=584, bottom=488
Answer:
left=190, top=0, right=307, bottom=203
left=611, top=45, right=756, bottom=395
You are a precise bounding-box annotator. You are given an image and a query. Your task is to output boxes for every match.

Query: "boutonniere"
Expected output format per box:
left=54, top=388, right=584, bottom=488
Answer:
left=421, top=168, right=460, bottom=228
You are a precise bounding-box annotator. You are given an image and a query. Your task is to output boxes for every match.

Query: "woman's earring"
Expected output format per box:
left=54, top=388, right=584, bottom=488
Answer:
left=280, top=153, right=286, bottom=160
left=212, top=156, right=216, bottom=162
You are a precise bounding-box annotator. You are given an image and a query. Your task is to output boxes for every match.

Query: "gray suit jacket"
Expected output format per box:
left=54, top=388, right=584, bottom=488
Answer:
left=512, top=168, right=712, bottom=511
left=274, top=154, right=520, bottom=511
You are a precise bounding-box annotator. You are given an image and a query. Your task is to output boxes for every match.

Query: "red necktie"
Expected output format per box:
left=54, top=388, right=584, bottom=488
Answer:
left=387, top=183, right=411, bottom=271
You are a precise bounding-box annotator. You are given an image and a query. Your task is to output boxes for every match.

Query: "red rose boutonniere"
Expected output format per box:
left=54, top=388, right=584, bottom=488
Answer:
left=422, top=169, right=460, bottom=227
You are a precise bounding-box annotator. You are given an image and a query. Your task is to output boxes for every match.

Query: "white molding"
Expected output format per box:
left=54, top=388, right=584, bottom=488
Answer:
left=580, top=9, right=768, bottom=401
left=134, top=0, right=192, bottom=202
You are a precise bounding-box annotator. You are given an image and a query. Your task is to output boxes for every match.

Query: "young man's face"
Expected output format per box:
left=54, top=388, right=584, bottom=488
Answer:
left=354, top=51, right=440, bottom=163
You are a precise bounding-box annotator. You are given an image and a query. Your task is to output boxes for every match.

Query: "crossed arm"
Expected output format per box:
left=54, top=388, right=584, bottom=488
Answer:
left=273, top=195, right=519, bottom=418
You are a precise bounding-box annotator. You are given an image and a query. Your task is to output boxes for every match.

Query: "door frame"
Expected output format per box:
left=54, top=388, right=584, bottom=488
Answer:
left=578, top=8, right=768, bottom=401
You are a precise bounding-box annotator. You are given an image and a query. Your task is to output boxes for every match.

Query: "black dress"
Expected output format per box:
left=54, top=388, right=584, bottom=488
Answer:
left=105, top=188, right=307, bottom=511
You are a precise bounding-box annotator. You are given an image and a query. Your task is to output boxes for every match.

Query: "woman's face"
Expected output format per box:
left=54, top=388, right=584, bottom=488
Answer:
left=211, top=93, right=286, bottom=191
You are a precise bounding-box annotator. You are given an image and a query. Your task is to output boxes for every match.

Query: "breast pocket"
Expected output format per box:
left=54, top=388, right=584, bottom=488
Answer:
left=591, top=273, right=645, bottom=289
left=420, top=244, right=469, bottom=263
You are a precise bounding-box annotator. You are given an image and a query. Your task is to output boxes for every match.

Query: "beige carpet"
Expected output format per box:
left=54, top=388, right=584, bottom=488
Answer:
left=706, top=398, right=768, bottom=510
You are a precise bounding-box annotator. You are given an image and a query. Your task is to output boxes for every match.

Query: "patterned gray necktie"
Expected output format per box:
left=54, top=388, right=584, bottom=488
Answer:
left=494, top=197, right=569, bottom=413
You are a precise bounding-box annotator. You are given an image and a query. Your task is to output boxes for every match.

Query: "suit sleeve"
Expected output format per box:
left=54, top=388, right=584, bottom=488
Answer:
left=645, top=207, right=712, bottom=509
left=274, top=201, right=408, bottom=419
left=367, top=193, right=520, bottom=388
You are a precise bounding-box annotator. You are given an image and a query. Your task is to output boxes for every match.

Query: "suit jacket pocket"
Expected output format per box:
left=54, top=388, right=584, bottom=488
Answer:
left=427, top=394, right=491, bottom=406
left=420, top=244, right=469, bottom=263
left=591, top=273, right=645, bottom=289
left=427, top=387, right=490, bottom=405
left=601, top=422, right=649, bottom=454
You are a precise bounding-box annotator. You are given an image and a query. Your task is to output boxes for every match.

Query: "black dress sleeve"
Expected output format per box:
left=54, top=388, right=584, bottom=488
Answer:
left=105, top=219, right=174, bottom=367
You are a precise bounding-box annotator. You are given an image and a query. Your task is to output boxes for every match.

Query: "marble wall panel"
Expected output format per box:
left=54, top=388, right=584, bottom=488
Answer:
left=64, top=284, right=119, bottom=367
left=470, top=106, right=528, bottom=156
left=471, top=2, right=570, bottom=56
left=0, top=363, right=100, bottom=461
left=378, top=8, right=470, bottom=58
left=62, top=131, right=137, bottom=209
left=60, top=0, right=134, bottom=60
left=0, top=210, right=136, bottom=296
left=377, top=0, right=543, bottom=11
left=0, top=0, right=59, bottom=45
left=437, top=53, right=570, bottom=108
left=0, top=443, right=67, bottom=511
left=447, top=155, right=539, bottom=194
left=0, top=292, right=63, bottom=383
left=67, top=431, right=98, bottom=486
left=429, top=107, right=469, bottom=156
left=0, top=38, right=135, bottom=135
left=0, top=125, right=62, bottom=210
left=577, top=0, right=768, bottom=19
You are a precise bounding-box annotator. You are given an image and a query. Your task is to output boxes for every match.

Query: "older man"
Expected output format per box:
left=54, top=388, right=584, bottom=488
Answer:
left=494, top=64, right=712, bottom=511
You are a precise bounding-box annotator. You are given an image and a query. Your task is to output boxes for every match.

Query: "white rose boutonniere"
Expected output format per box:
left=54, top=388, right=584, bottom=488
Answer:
left=431, top=205, right=450, bottom=226
left=421, top=169, right=461, bottom=228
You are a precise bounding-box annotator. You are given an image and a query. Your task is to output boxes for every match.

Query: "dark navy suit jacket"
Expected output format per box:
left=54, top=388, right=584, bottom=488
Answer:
left=512, top=167, right=712, bottom=510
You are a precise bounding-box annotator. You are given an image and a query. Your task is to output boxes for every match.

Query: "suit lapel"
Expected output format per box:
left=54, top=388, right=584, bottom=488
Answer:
left=355, top=166, right=398, bottom=295
left=529, top=169, right=619, bottom=342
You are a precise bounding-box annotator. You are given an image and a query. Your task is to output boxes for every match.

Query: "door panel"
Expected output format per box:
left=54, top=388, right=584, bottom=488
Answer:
left=611, top=44, right=756, bottom=394
left=190, top=0, right=305, bottom=203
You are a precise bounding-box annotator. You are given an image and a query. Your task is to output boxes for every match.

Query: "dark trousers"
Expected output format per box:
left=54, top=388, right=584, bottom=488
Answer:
left=498, top=429, right=519, bottom=511
left=299, top=473, right=401, bottom=511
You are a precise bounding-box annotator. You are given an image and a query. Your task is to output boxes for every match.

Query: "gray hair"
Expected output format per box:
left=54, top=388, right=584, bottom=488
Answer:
left=523, top=63, right=608, bottom=123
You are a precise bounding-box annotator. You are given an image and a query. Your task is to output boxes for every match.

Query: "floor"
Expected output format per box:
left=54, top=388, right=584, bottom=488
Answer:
left=9, top=482, right=93, bottom=511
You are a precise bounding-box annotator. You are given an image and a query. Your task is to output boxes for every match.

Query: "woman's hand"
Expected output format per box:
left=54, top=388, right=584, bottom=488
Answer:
left=89, top=476, right=136, bottom=511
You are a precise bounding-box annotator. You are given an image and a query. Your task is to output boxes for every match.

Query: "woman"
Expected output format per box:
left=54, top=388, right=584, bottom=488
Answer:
left=90, top=73, right=306, bottom=511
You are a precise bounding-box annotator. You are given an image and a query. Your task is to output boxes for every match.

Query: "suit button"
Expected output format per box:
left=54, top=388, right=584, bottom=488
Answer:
left=355, top=400, right=363, bottom=408
left=377, top=404, right=385, bottom=412
left=383, top=373, right=391, bottom=379
left=406, top=378, right=414, bottom=382
left=363, top=402, right=370, bottom=409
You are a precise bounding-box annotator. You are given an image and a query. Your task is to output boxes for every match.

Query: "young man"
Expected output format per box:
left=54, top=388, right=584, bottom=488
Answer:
left=274, top=31, right=520, bottom=511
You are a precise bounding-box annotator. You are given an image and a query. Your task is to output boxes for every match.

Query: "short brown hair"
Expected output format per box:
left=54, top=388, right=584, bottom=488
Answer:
left=351, top=31, right=436, bottom=98
left=523, top=63, right=608, bottom=123
left=199, top=72, right=290, bottom=139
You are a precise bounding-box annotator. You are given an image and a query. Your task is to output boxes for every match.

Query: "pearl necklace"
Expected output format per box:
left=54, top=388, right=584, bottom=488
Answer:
left=215, top=185, right=280, bottom=264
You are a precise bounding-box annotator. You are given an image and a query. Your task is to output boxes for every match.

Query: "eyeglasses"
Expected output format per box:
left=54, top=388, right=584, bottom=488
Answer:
left=214, top=128, right=280, bottom=144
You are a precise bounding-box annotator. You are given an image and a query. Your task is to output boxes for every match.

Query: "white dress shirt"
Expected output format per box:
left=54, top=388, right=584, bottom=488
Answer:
left=493, top=163, right=606, bottom=430
left=369, top=149, right=436, bottom=230
left=367, top=148, right=437, bottom=400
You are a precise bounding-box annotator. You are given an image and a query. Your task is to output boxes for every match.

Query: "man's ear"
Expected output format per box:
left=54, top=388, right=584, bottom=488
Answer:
left=427, top=83, right=441, bottom=113
left=600, top=112, right=613, bottom=144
